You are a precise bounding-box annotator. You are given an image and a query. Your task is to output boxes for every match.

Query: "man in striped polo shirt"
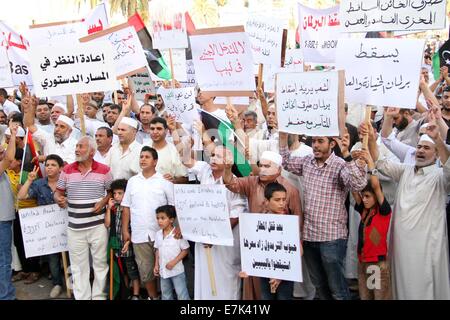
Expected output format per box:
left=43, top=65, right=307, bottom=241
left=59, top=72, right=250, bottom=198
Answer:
left=55, top=136, right=113, bottom=300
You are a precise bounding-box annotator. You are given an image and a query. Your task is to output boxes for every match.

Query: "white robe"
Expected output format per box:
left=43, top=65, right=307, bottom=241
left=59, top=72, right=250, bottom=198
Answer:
left=189, top=161, right=248, bottom=300
left=377, top=158, right=450, bottom=300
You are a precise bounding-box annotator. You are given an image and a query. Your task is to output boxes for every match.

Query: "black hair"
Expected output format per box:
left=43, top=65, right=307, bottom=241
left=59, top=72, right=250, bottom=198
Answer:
left=14, top=148, right=24, bottom=161
left=150, top=116, right=168, bottom=129
left=141, top=146, right=158, bottom=160
left=361, top=180, right=383, bottom=194
left=264, top=182, right=287, bottom=200
left=140, top=104, right=157, bottom=115
left=112, top=90, right=124, bottom=100
left=156, top=205, right=177, bottom=219
left=97, top=126, right=113, bottom=138
left=45, top=154, right=64, bottom=167
left=108, top=104, right=122, bottom=113
left=110, top=179, right=128, bottom=192
left=443, top=86, right=450, bottom=93
left=10, top=113, right=23, bottom=125
left=0, top=88, right=7, bottom=99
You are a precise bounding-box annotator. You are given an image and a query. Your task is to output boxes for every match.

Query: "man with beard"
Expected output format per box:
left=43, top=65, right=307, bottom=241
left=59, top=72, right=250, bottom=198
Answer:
left=366, top=116, right=450, bottom=299
left=279, top=133, right=367, bottom=300
left=223, top=150, right=302, bottom=299
left=390, top=108, right=422, bottom=147
left=50, top=102, right=81, bottom=140
left=81, top=100, right=107, bottom=138
left=105, top=104, right=121, bottom=128
left=155, top=94, right=165, bottom=116
left=440, top=86, right=450, bottom=143
left=91, top=91, right=105, bottom=107
left=22, top=95, right=77, bottom=164
left=136, top=104, right=157, bottom=145
left=55, top=136, right=112, bottom=300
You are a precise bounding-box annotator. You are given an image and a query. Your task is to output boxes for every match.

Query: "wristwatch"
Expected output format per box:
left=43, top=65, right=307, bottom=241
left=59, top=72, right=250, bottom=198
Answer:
left=367, top=168, right=379, bottom=175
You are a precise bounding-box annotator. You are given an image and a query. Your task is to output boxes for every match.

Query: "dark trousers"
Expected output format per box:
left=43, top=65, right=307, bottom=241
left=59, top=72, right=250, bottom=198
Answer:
left=259, top=277, right=293, bottom=300
left=13, top=213, right=40, bottom=273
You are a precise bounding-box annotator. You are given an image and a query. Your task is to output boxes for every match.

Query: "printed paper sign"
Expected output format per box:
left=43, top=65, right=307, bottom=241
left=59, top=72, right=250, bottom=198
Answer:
left=298, top=4, right=345, bottom=63
left=19, top=204, right=68, bottom=258
left=340, top=0, right=447, bottom=32
left=336, top=38, right=425, bottom=108
left=130, top=73, right=156, bottom=100
left=239, top=213, right=302, bottom=282
left=276, top=71, right=341, bottom=136
left=174, top=184, right=234, bottom=246
left=29, top=41, right=117, bottom=97
left=80, top=23, right=148, bottom=79
left=190, top=26, right=256, bottom=96
left=245, top=16, right=284, bottom=66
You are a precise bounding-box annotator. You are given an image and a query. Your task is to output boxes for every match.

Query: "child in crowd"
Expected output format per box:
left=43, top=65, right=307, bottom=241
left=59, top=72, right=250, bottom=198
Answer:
left=153, top=205, right=190, bottom=300
left=105, top=179, right=141, bottom=300
left=352, top=150, right=392, bottom=300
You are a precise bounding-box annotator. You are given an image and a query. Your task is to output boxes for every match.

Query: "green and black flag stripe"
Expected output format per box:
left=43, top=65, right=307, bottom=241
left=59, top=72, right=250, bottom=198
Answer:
left=128, top=13, right=171, bottom=80
left=200, top=109, right=252, bottom=177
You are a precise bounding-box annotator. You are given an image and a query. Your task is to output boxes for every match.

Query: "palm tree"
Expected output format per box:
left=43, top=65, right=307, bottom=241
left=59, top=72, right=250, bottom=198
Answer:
left=73, top=0, right=149, bottom=21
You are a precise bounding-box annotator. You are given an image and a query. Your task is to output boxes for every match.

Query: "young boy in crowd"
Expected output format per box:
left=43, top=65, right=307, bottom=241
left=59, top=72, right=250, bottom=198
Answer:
left=153, top=205, right=190, bottom=300
left=105, top=179, right=141, bottom=300
left=352, top=150, right=392, bottom=300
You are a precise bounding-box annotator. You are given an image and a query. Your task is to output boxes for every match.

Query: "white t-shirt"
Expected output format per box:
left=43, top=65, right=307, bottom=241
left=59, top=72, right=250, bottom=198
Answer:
left=147, top=141, right=187, bottom=178
left=121, top=172, right=174, bottom=243
left=154, top=228, right=190, bottom=279
left=108, top=140, right=142, bottom=180
left=32, top=128, right=77, bottom=164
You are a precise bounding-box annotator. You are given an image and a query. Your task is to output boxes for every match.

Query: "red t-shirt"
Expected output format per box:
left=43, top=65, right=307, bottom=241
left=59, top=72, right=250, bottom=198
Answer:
left=355, top=199, right=392, bottom=263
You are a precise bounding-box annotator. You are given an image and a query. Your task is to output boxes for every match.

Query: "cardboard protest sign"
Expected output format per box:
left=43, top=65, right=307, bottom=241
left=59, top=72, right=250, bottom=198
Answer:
left=276, top=70, right=344, bottom=137
left=340, top=0, right=447, bottom=32
left=19, top=204, right=68, bottom=258
left=174, top=184, right=234, bottom=246
left=239, top=213, right=302, bottom=282
left=130, top=72, right=156, bottom=100
left=298, top=4, right=344, bottom=63
left=183, top=59, right=196, bottom=86
left=336, top=38, right=425, bottom=108
left=158, top=86, right=198, bottom=124
left=0, top=21, right=33, bottom=86
left=29, top=41, right=117, bottom=97
left=162, top=49, right=187, bottom=82
left=214, top=96, right=250, bottom=107
left=0, top=47, right=13, bottom=87
left=148, top=0, right=188, bottom=49
left=190, top=26, right=256, bottom=97
left=28, top=20, right=85, bottom=47
left=245, top=16, right=284, bottom=66
left=284, top=49, right=304, bottom=71
left=79, top=23, right=148, bottom=79
left=84, top=3, right=109, bottom=36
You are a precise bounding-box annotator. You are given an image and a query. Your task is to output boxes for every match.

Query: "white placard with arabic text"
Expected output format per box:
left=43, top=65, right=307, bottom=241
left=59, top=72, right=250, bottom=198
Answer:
left=158, top=86, right=198, bottom=125
left=130, top=73, right=156, bottom=100
left=276, top=71, right=340, bottom=136
left=29, top=41, right=117, bottom=97
left=284, top=49, right=304, bottom=71
left=336, top=38, right=425, bottom=108
left=27, top=22, right=85, bottom=47
left=0, top=47, right=13, bottom=87
left=239, top=213, right=302, bottom=282
left=340, top=0, right=447, bottom=32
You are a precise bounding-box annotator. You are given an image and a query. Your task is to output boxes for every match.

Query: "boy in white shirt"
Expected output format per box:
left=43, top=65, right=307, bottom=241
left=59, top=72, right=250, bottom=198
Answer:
left=153, top=205, right=190, bottom=300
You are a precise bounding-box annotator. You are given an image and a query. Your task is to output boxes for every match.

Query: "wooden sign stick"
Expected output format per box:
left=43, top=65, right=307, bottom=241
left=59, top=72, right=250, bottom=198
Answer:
left=109, top=248, right=114, bottom=300
left=169, top=48, right=176, bottom=89
left=362, top=106, right=372, bottom=150
left=257, top=64, right=264, bottom=90
left=76, top=94, right=86, bottom=136
left=205, top=247, right=217, bottom=296
left=61, top=251, right=72, bottom=298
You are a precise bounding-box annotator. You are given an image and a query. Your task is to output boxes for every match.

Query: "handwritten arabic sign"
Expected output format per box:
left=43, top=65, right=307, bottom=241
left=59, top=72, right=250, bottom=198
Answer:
left=298, top=4, right=344, bottom=63
left=158, top=87, right=198, bottom=124
left=284, top=49, right=304, bottom=71
left=130, top=73, right=155, bottom=101
left=182, top=59, right=196, bottom=86
left=174, top=184, right=234, bottom=246
left=0, top=21, right=33, bottom=86
left=245, top=16, right=284, bottom=66
left=340, top=0, right=447, bottom=32
left=29, top=41, right=117, bottom=97
left=148, top=1, right=188, bottom=49
left=276, top=71, right=341, bottom=136
left=190, top=26, right=256, bottom=97
left=239, top=213, right=302, bottom=282
left=0, top=47, right=13, bottom=87
left=19, top=204, right=68, bottom=258
left=80, top=23, right=148, bottom=79
left=163, top=49, right=187, bottom=82
left=28, top=21, right=84, bottom=47
left=336, top=38, right=424, bottom=108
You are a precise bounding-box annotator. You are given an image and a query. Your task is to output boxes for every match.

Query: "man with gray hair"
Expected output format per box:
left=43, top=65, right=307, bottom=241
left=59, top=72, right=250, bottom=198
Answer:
left=54, top=136, right=113, bottom=300
left=243, top=110, right=264, bottom=140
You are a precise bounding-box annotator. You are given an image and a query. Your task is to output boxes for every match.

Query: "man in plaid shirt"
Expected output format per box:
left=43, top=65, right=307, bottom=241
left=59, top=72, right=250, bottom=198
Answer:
left=279, top=132, right=367, bottom=300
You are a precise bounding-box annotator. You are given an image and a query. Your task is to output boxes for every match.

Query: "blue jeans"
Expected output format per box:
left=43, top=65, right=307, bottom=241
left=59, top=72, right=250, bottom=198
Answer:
left=0, top=221, right=15, bottom=300
left=303, top=239, right=350, bottom=300
left=44, top=254, right=63, bottom=286
left=160, top=272, right=190, bottom=300
left=259, top=277, right=293, bottom=300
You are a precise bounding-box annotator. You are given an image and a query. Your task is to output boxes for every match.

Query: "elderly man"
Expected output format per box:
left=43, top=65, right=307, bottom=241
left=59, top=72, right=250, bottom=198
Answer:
left=108, top=117, right=142, bottom=179
left=223, top=150, right=302, bottom=300
left=368, top=118, right=450, bottom=299
left=23, top=95, right=77, bottom=164
left=280, top=132, right=367, bottom=300
left=54, top=136, right=112, bottom=300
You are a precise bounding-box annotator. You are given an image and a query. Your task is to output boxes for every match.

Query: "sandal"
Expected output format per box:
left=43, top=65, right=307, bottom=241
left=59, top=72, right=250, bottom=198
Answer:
left=24, top=272, right=41, bottom=285
left=12, top=272, right=29, bottom=282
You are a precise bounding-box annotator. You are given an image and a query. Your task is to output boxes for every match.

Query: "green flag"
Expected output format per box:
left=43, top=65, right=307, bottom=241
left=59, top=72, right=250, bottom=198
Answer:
left=433, top=52, right=441, bottom=81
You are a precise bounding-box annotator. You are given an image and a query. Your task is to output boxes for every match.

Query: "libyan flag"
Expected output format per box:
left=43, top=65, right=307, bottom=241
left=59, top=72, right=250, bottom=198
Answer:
left=200, top=110, right=252, bottom=177
left=128, top=13, right=171, bottom=80
left=433, top=39, right=450, bottom=81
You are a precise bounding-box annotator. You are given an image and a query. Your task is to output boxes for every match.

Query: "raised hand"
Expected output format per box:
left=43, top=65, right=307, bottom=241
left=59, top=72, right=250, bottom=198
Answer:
left=27, top=165, right=39, bottom=182
left=384, top=107, right=400, bottom=118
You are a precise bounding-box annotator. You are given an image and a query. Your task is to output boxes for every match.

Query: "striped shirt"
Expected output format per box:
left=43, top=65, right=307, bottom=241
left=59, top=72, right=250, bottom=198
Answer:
left=280, top=146, right=367, bottom=242
left=56, top=160, right=113, bottom=230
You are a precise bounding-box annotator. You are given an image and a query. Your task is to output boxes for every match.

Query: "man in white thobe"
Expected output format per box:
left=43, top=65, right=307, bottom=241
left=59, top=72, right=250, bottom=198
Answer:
left=373, top=124, right=450, bottom=300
